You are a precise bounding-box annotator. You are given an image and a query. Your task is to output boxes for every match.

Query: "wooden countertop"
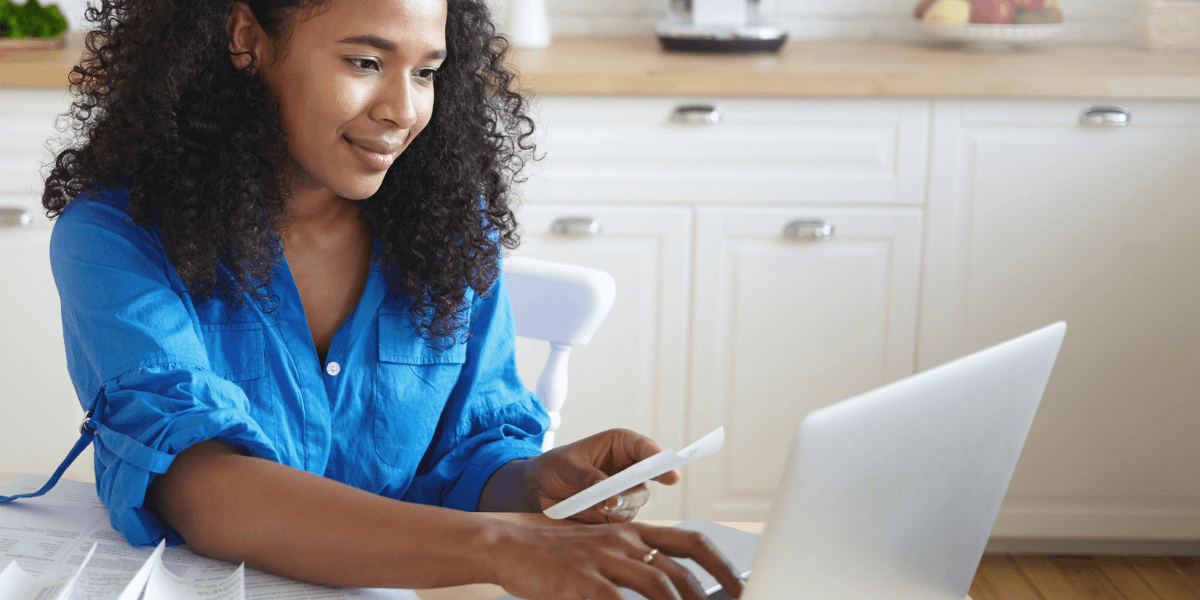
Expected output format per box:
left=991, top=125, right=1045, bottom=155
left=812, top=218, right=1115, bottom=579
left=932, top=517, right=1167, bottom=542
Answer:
left=508, top=37, right=1200, bottom=99
left=4, top=32, right=1199, bottom=99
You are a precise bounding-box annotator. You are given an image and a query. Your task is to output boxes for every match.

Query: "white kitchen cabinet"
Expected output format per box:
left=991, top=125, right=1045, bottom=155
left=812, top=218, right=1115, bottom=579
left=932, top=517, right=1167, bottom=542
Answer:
left=519, top=96, right=931, bottom=521
left=0, top=87, right=92, bottom=483
left=686, top=206, right=923, bottom=521
left=508, top=204, right=692, bottom=520
left=527, top=95, right=1200, bottom=539
left=920, top=100, right=1200, bottom=539
left=526, top=96, right=930, bottom=205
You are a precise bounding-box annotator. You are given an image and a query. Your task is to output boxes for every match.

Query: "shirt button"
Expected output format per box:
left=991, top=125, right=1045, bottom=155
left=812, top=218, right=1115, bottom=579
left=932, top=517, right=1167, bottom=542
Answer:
left=325, top=361, right=341, bottom=376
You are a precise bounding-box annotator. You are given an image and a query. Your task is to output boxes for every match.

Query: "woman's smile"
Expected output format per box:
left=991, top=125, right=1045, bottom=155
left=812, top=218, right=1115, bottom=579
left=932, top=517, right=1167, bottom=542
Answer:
left=343, top=134, right=403, bottom=172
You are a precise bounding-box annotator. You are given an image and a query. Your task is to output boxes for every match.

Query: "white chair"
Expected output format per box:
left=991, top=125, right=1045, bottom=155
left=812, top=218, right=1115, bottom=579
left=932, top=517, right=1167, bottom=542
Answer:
left=504, top=256, right=616, bottom=451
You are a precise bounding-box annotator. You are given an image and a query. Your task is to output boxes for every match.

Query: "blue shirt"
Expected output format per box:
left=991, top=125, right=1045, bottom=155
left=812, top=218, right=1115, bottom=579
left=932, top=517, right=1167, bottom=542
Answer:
left=49, top=188, right=548, bottom=546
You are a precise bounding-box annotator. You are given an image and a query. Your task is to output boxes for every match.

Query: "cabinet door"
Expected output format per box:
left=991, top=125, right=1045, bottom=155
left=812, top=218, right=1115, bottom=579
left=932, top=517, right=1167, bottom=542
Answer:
left=688, top=206, right=923, bottom=521
left=509, top=204, right=691, bottom=520
left=921, top=100, right=1200, bottom=539
left=0, top=88, right=92, bottom=482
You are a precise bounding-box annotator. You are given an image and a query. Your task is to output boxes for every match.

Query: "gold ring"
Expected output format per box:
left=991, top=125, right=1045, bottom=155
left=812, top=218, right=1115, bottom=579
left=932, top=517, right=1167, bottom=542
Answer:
left=642, top=548, right=658, bottom=563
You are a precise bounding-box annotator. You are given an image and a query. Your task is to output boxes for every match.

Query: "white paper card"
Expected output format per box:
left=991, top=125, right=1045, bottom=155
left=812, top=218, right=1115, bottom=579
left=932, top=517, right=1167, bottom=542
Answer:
left=543, top=427, right=725, bottom=520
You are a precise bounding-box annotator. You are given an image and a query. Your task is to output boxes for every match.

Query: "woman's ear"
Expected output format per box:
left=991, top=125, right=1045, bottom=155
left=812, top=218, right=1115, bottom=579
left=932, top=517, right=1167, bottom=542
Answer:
left=227, top=2, right=266, bottom=71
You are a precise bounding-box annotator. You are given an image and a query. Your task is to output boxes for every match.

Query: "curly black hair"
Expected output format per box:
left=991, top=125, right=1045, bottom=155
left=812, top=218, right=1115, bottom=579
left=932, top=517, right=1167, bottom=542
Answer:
left=42, top=0, right=534, bottom=346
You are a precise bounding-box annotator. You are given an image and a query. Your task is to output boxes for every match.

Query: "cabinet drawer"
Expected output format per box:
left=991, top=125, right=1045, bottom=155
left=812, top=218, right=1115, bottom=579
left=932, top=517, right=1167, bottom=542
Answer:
left=525, top=97, right=929, bottom=205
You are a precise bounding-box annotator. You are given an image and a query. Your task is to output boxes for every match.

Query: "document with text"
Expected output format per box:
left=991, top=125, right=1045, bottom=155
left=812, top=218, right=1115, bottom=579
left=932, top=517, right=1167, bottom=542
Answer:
left=0, top=474, right=419, bottom=600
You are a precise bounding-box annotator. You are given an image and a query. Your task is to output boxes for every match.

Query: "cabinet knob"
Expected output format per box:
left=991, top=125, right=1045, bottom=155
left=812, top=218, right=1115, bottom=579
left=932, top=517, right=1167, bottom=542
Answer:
left=551, top=216, right=602, bottom=237
left=1079, top=106, right=1130, bottom=127
left=1, top=207, right=33, bottom=228
left=783, top=219, right=835, bottom=240
left=670, top=105, right=722, bottom=125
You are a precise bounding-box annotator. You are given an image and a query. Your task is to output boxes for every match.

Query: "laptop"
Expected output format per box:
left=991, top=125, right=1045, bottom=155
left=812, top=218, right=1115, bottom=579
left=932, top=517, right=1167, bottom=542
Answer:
left=501, top=321, right=1066, bottom=600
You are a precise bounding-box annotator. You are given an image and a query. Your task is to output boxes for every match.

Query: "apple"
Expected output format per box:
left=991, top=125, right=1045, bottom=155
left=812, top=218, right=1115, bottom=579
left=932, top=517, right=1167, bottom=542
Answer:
left=914, top=0, right=939, bottom=19
left=923, top=0, right=971, bottom=24
left=1015, top=0, right=1044, bottom=11
left=971, top=0, right=1016, bottom=24
left=1040, top=6, right=1063, bottom=22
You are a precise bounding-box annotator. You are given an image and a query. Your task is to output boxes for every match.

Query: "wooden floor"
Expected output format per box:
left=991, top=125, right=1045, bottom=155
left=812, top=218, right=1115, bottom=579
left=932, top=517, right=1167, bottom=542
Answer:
left=970, top=556, right=1200, bottom=600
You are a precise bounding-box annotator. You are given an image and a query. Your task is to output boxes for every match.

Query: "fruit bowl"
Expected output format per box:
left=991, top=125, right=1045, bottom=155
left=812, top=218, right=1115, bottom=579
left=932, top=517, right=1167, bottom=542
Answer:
left=912, top=0, right=1063, bottom=50
left=913, top=19, right=1062, bottom=49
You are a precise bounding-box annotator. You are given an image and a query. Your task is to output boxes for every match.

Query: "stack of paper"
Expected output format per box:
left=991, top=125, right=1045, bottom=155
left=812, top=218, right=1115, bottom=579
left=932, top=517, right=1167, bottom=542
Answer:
left=0, top=474, right=417, bottom=600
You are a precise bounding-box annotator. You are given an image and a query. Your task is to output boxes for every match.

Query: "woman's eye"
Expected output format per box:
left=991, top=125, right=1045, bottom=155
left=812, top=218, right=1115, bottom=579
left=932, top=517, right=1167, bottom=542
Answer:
left=347, top=58, right=381, bottom=72
left=415, top=68, right=438, bottom=83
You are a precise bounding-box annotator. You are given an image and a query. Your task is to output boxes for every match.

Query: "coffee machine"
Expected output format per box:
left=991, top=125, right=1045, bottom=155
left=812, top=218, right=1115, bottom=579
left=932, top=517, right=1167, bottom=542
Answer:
left=655, top=0, right=787, bottom=53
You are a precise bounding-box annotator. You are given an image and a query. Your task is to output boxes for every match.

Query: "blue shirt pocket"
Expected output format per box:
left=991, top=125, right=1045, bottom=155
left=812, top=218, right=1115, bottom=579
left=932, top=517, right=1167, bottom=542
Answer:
left=199, top=322, right=266, bottom=382
left=198, top=322, right=276, bottom=437
left=374, top=314, right=466, bottom=469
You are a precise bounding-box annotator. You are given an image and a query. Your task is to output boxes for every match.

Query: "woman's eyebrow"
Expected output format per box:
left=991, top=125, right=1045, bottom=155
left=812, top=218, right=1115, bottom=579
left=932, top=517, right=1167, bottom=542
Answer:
left=339, top=35, right=397, bottom=51
left=338, top=35, right=448, bottom=59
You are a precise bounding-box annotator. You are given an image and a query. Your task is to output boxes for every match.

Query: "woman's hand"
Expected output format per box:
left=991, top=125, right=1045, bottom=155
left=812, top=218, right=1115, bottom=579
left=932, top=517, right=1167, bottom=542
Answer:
left=525, top=428, right=681, bottom=523
left=491, top=521, right=744, bottom=600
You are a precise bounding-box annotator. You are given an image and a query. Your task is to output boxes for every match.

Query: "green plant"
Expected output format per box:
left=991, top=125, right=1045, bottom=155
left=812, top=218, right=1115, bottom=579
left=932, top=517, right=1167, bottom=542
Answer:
left=0, top=0, right=68, bottom=38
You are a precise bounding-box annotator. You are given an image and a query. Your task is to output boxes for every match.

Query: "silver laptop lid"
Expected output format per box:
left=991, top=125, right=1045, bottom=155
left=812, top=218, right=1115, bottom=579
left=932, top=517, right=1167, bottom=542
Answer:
left=744, top=322, right=1066, bottom=600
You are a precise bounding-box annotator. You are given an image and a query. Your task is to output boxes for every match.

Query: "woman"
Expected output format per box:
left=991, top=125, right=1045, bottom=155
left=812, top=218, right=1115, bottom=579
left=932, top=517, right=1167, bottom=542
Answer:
left=38, top=0, right=744, bottom=599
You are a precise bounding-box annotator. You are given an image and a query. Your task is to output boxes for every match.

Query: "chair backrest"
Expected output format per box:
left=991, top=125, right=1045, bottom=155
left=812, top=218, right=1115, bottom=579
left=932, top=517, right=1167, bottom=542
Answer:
left=504, top=256, right=616, bottom=451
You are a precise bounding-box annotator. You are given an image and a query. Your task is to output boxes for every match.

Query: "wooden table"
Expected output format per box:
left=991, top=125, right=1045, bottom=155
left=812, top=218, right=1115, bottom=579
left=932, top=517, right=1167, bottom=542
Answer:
left=414, top=516, right=972, bottom=600
left=414, top=516, right=762, bottom=600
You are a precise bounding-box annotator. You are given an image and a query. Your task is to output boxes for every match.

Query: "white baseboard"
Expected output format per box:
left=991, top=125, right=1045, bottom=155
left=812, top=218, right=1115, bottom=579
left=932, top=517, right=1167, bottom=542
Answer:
left=991, top=497, right=1200, bottom=542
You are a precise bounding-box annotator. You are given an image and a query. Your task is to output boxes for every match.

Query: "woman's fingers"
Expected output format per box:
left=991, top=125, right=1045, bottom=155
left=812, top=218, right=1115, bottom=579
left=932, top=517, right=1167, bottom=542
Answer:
left=651, top=468, right=682, bottom=486
left=593, top=525, right=739, bottom=600
left=599, top=484, right=650, bottom=520
left=638, top=525, right=746, bottom=599
left=641, top=552, right=710, bottom=600
left=579, top=574, right=629, bottom=600
left=601, top=555, right=711, bottom=600
left=564, top=484, right=649, bottom=524
left=495, top=520, right=742, bottom=600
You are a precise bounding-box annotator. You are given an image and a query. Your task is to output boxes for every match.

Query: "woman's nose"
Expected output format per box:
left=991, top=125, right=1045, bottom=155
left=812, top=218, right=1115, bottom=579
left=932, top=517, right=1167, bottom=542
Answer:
left=371, top=77, right=420, bottom=129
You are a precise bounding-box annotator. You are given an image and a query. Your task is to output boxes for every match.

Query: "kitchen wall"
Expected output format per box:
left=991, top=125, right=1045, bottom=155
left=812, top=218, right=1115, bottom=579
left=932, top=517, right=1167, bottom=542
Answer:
left=51, top=0, right=1136, bottom=43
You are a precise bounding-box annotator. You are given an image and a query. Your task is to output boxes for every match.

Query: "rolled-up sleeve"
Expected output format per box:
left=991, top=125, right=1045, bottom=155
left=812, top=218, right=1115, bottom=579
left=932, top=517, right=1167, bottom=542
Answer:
left=50, top=191, right=278, bottom=545
left=402, top=273, right=549, bottom=511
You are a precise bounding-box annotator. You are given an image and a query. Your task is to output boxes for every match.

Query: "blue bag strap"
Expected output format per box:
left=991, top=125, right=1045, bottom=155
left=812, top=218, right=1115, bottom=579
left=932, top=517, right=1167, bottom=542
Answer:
left=0, top=411, right=96, bottom=503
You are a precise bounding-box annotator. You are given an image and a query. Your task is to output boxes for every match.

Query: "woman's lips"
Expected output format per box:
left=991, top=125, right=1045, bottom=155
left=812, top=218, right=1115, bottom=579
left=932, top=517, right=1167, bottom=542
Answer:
left=344, top=135, right=401, bottom=171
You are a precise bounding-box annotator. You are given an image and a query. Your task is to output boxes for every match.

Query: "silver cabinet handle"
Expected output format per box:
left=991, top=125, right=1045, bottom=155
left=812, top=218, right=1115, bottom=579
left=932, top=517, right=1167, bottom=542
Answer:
left=1, top=207, right=33, bottom=228
left=783, top=219, right=835, bottom=240
left=671, top=104, right=722, bottom=125
left=551, top=216, right=602, bottom=237
left=1080, top=106, right=1130, bottom=127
